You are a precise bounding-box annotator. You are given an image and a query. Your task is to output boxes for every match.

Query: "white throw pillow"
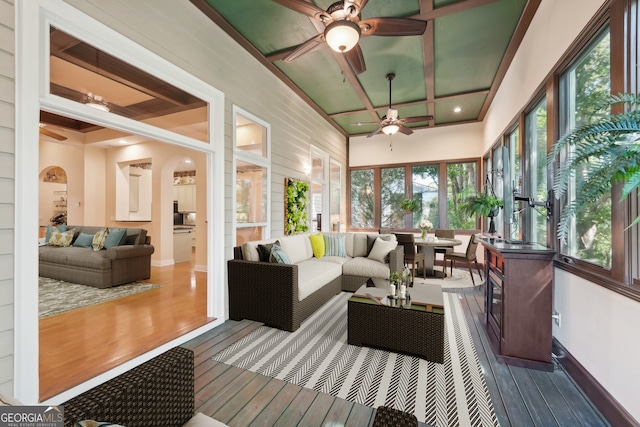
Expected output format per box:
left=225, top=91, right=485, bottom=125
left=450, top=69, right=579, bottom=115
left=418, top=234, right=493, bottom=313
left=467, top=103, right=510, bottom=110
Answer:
left=367, top=237, right=398, bottom=263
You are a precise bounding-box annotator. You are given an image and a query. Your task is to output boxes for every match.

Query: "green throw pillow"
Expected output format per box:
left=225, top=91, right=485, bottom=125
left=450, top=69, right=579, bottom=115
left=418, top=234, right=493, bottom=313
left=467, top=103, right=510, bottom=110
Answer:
left=104, top=228, right=127, bottom=248
left=72, top=232, right=94, bottom=248
left=92, top=227, right=110, bottom=251
left=309, top=232, right=325, bottom=258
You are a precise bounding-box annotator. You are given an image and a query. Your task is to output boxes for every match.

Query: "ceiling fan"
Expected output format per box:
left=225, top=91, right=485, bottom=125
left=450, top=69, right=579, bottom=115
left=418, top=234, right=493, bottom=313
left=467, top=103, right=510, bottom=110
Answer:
left=356, top=73, right=433, bottom=137
left=39, top=123, right=67, bottom=141
left=272, top=0, right=427, bottom=74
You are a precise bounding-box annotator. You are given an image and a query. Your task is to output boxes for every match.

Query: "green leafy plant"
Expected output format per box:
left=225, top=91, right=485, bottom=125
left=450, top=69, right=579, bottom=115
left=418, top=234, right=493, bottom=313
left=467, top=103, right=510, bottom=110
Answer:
left=461, top=193, right=504, bottom=218
left=548, top=93, right=640, bottom=242
left=400, top=198, right=419, bottom=213
left=389, top=271, right=404, bottom=284
left=285, top=178, right=309, bottom=235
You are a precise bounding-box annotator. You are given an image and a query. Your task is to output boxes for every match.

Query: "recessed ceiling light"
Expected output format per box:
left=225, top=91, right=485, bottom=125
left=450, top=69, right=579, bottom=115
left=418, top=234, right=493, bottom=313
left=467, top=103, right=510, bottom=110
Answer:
left=185, top=159, right=192, bottom=164
left=118, top=139, right=128, bottom=145
left=453, top=106, right=462, bottom=113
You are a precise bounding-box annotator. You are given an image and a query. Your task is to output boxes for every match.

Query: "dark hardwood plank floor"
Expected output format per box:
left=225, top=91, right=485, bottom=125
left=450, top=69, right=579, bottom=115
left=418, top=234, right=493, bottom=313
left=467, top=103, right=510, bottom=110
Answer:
left=183, top=285, right=610, bottom=427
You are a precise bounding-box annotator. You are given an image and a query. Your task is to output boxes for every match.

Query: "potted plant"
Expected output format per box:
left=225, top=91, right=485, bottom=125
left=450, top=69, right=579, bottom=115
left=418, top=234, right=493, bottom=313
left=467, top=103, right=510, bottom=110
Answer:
left=462, top=193, right=504, bottom=233
left=548, top=93, right=640, bottom=242
left=400, top=198, right=420, bottom=214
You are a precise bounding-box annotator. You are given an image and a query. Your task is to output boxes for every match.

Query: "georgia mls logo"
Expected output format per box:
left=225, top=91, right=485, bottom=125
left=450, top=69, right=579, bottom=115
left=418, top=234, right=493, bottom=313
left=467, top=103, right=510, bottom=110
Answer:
left=0, top=405, right=64, bottom=427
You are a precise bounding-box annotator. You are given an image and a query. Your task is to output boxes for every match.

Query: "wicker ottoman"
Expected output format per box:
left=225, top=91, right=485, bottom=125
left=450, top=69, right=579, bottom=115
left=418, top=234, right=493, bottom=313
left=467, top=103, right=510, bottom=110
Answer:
left=347, top=283, right=445, bottom=363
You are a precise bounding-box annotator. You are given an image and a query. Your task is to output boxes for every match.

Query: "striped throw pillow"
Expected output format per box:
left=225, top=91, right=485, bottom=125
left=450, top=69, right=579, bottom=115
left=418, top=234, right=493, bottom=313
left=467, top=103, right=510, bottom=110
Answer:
left=269, top=244, right=293, bottom=264
left=324, top=234, right=346, bottom=257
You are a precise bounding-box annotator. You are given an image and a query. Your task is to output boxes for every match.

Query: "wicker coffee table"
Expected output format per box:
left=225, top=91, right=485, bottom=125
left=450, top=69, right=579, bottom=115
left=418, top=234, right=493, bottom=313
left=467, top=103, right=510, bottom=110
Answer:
left=347, top=282, right=445, bottom=363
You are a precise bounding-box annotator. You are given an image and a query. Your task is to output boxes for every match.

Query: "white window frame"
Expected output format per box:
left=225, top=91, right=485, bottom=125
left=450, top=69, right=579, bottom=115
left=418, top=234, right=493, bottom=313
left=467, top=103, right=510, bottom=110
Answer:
left=16, top=0, right=225, bottom=403
left=232, top=106, right=271, bottom=246
left=310, top=145, right=329, bottom=231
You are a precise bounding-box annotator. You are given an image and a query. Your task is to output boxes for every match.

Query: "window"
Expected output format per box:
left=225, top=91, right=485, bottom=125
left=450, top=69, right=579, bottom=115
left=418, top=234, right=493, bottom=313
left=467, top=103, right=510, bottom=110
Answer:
left=523, top=98, right=548, bottom=246
left=381, top=167, right=405, bottom=228
left=447, top=162, right=476, bottom=229
left=351, top=169, right=375, bottom=228
left=234, top=109, right=270, bottom=245
left=310, top=146, right=329, bottom=232
left=349, top=160, right=479, bottom=231
left=558, top=28, right=611, bottom=268
left=506, top=127, right=520, bottom=240
left=330, top=159, right=342, bottom=231
left=412, top=165, right=439, bottom=228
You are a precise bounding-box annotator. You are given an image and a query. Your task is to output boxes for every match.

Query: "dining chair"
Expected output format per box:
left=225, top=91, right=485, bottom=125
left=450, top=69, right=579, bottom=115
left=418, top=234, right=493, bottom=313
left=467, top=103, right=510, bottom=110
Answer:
left=442, top=234, right=483, bottom=286
left=433, top=229, right=455, bottom=268
left=394, top=233, right=425, bottom=284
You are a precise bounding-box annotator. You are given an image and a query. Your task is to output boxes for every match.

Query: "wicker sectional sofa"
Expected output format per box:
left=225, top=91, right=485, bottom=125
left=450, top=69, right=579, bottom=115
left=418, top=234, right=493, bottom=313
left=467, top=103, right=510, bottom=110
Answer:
left=39, top=225, right=155, bottom=289
left=228, top=231, right=404, bottom=331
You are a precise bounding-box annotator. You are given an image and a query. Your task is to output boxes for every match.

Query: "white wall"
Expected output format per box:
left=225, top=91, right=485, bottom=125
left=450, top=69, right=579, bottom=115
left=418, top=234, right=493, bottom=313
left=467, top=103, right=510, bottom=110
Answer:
left=350, top=122, right=484, bottom=166
left=0, top=0, right=14, bottom=396
left=483, top=0, right=640, bottom=422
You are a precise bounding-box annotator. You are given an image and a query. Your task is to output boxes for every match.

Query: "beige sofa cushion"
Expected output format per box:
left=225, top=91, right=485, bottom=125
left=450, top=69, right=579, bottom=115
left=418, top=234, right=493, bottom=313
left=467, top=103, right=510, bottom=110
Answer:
left=279, top=234, right=313, bottom=264
left=296, top=259, right=342, bottom=301
left=342, top=256, right=391, bottom=279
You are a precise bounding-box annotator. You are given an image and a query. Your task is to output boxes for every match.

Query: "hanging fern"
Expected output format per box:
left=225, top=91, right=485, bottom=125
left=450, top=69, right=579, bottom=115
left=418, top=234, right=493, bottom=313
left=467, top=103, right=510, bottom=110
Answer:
left=548, top=93, right=640, bottom=243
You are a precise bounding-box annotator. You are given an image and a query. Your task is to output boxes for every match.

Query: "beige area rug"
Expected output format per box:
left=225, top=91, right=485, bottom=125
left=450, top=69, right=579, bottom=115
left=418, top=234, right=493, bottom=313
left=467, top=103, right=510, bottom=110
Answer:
left=39, top=277, right=159, bottom=318
left=413, top=267, right=484, bottom=288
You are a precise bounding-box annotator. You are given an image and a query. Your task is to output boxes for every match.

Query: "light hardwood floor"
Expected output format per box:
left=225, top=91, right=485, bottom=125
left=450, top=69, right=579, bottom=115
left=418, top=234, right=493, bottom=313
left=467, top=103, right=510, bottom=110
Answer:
left=39, top=250, right=213, bottom=401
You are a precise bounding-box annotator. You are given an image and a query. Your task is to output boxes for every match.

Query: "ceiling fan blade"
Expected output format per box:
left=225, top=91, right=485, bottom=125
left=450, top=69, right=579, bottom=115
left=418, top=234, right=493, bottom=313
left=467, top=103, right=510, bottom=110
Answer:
left=271, top=0, right=329, bottom=21
left=283, top=34, right=325, bottom=62
left=366, top=126, right=383, bottom=138
left=39, top=127, right=67, bottom=141
left=360, top=17, right=427, bottom=36
left=398, top=125, right=414, bottom=135
left=403, top=115, right=433, bottom=124
left=344, top=44, right=366, bottom=74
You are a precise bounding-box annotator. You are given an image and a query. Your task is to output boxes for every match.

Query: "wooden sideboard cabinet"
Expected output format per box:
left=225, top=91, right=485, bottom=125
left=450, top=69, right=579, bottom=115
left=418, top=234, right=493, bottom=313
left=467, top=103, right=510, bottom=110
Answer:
left=480, top=238, right=556, bottom=371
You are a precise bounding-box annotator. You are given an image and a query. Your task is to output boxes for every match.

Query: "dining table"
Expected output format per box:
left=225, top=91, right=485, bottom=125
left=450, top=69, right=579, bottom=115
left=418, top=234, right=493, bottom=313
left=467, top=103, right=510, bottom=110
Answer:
left=414, top=236, right=463, bottom=278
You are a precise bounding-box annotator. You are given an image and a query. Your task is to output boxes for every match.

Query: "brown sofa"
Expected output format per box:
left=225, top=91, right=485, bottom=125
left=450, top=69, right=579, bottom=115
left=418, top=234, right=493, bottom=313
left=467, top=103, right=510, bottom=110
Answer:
left=39, top=226, right=154, bottom=288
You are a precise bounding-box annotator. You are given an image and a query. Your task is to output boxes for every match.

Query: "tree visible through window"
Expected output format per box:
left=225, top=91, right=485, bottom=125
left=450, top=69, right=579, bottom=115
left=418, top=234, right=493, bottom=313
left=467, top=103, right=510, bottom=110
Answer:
left=448, top=162, right=477, bottom=229
left=559, top=28, right=611, bottom=268
left=351, top=169, right=375, bottom=228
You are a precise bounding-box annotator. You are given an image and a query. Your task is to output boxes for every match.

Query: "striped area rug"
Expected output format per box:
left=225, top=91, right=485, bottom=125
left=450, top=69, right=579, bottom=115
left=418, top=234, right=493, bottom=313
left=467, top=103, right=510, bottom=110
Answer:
left=213, top=292, right=498, bottom=426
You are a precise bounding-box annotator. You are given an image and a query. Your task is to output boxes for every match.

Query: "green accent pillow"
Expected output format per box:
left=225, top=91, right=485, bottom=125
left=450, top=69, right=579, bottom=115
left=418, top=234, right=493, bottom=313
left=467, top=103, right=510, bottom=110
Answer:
left=104, top=228, right=127, bottom=248
left=92, top=227, right=110, bottom=251
left=269, top=244, right=292, bottom=264
left=309, top=232, right=325, bottom=258
left=47, top=228, right=76, bottom=247
left=72, top=232, right=94, bottom=248
left=45, top=224, right=67, bottom=243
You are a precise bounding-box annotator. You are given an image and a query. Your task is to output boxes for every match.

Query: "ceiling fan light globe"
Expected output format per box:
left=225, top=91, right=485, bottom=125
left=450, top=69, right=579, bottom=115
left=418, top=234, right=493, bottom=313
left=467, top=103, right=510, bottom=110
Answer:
left=325, top=20, right=361, bottom=53
left=382, top=124, right=399, bottom=135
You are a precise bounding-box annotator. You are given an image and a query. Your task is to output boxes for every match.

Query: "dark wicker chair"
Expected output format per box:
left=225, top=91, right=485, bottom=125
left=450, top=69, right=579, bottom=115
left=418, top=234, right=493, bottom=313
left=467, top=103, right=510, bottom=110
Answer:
left=395, top=233, right=425, bottom=284
left=443, top=233, right=483, bottom=286
left=372, top=406, right=418, bottom=426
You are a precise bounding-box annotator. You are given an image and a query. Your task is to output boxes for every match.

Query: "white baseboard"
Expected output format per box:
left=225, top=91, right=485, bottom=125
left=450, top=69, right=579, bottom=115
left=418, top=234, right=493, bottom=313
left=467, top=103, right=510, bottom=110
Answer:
left=151, top=259, right=174, bottom=267
left=194, top=264, right=207, bottom=272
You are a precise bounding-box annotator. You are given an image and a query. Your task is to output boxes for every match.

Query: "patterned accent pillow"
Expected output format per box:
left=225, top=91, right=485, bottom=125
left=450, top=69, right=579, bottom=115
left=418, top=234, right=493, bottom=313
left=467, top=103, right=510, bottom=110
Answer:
left=45, top=224, right=67, bottom=243
left=92, top=227, right=110, bottom=251
left=47, top=228, right=76, bottom=247
left=269, top=244, right=293, bottom=264
left=324, top=234, right=346, bottom=257
left=309, top=232, right=325, bottom=258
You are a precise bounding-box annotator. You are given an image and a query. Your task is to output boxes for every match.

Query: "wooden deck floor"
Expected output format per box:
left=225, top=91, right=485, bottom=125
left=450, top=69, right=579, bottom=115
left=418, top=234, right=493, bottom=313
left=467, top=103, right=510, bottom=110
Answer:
left=182, top=286, right=610, bottom=427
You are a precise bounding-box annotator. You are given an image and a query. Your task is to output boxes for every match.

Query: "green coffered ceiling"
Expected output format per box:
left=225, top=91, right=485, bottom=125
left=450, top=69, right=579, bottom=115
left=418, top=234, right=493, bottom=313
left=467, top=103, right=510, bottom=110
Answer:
left=191, top=0, right=540, bottom=137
